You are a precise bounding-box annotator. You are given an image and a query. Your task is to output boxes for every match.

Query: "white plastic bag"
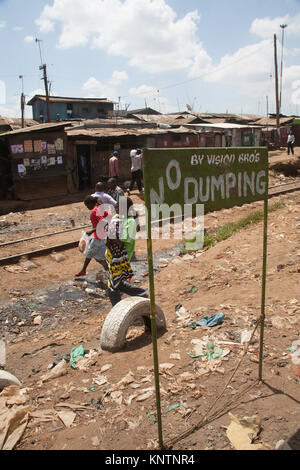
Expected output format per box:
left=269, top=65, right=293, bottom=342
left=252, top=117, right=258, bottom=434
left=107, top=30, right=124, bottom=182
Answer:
left=78, top=231, right=92, bottom=256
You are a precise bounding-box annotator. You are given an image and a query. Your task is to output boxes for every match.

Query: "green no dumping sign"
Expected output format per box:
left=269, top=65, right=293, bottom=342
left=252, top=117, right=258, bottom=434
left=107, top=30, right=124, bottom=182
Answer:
left=142, top=147, right=269, bottom=450
left=143, top=147, right=268, bottom=211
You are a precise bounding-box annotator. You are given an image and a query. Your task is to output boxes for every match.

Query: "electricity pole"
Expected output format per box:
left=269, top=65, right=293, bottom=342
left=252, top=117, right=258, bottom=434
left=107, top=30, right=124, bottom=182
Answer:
left=279, top=24, right=288, bottom=114
left=274, top=34, right=280, bottom=146
left=19, top=75, right=25, bottom=128
left=36, top=38, right=51, bottom=122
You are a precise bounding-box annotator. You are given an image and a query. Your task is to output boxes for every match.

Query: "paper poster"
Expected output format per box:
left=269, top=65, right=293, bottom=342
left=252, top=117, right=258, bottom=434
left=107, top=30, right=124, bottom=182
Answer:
left=18, top=164, right=26, bottom=174
left=42, top=141, right=47, bottom=151
left=48, top=144, right=56, bottom=155
left=57, top=156, right=63, bottom=165
left=34, top=140, right=42, bottom=152
left=55, top=138, right=64, bottom=151
left=41, top=155, right=48, bottom=165
left=48, top=157, right=56, bottom=166
left=11, top=144, right=24, bottom=154
left=30, top=158, right=41, bottom=171
left=23, top=158, right=30, bottom=167
left=24, top=140, right=33, bottom=153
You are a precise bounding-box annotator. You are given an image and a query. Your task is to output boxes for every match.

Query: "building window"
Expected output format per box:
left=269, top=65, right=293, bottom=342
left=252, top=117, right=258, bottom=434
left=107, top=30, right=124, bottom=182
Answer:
left=82, top=107, right=89, bottom=113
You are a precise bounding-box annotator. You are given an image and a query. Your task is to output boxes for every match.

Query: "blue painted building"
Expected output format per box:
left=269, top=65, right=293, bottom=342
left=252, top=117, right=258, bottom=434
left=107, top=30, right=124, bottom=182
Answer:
left=27, top=95, right=115, bottom=122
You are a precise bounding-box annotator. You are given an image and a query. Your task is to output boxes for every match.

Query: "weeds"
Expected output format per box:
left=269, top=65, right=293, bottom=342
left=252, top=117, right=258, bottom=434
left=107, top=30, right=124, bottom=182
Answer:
left=180, top=200, right=286, bottom=253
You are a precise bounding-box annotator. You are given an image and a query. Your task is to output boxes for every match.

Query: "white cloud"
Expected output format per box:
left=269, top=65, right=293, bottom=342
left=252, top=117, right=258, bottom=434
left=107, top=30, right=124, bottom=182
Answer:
left=0, top=89, right=44, bottom=119
left=0, top=21, right=6, bottom=29
left=129, top=85, right=157, bottom=98
left=82, top=76, right=117, bottom=100
left=109, top=70, right=128, bottom=86
left=12, top=26, right=24, bottom=31
left=36, top=0, right=209, bottom=73
left=250, top=14, right=300, bottom=39
left=24, top=35, right=35, bottom=43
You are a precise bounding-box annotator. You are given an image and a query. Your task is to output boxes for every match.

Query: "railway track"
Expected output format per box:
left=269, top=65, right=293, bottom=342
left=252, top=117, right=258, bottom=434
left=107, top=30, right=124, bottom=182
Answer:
left=0, top=180, right=299, bottom=267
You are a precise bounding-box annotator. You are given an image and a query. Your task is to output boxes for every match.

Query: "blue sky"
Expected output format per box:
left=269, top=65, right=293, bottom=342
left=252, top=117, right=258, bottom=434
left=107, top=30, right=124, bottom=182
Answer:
left=0, top=0, right=300, bottom=118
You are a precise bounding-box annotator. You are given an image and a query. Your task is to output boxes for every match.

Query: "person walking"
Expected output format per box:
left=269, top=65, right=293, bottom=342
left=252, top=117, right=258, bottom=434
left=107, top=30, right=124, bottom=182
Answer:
left=105, top=213, right=148, bottom=307
left=287, top=132, right=295, bottom=155
left=75, top=196, right=111, bottom=281
left=129, top=149, right=143, bottom=194
left=109, top=151, right=119, bottom=181
left=91, top=182, right=117, bottom=208
left=107, top=178, right=125, bottom=206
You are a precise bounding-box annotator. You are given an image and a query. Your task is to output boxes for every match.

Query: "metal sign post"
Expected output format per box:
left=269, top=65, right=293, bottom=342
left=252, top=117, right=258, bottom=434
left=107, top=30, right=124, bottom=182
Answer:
left=143, top=147, right=269, bottom=448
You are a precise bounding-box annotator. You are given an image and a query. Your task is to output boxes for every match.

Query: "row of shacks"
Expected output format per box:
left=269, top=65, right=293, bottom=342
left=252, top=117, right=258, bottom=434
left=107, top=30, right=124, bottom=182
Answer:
left=0, top=111, right=299, bottom=201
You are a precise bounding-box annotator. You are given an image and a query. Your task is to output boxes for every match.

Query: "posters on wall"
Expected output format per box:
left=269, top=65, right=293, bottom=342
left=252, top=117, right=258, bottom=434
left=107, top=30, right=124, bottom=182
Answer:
left=11, top=144, right=24, bottom=154
left=17, top=164, right=26, bottom=175
left=47, top=144, right=56, bottom=155
left=55, top=138, right=64, bottom=151
left=33, top=140, right=42, bottom=152
left=57, top=156, right=63, bottom=165
left=41, top=156, right=48, bottom=165
left=24, top=140, right=33, bottom=153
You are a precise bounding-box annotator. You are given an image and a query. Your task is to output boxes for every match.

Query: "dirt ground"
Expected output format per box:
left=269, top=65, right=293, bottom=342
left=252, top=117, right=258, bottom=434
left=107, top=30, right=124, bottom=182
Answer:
left=0, top=150, right=299, bottom=451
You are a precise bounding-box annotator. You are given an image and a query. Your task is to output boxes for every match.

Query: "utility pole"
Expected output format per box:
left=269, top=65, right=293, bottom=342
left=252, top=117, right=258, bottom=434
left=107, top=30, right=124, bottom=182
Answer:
left=279, top=24, right=288, bottom=114
left=36, top=38, right=51, bottom=122
left=274, top=34, right=280, bottom=146
left=19, top=75, right=25, bottom=128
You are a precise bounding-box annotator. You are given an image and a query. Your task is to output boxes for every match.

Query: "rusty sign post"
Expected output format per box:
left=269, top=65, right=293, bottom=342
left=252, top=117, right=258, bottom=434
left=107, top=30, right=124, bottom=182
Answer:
left=143, top=147, right=269, bottom=448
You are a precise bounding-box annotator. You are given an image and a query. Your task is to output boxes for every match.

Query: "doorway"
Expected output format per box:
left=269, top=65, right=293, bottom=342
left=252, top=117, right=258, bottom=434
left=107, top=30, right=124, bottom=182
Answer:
left=76, top=145, right=91, bottom=190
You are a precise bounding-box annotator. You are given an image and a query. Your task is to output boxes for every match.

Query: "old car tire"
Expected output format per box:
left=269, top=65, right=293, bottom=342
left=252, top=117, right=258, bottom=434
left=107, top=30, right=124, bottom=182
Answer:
left=0, top=370, right=22, bottom=390
left=100, top=297, right=166, bottom=352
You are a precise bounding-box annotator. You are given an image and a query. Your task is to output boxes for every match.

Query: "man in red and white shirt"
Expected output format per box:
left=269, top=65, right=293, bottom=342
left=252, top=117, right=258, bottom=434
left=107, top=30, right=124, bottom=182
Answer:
left=75, top=196, right=111, bottom=279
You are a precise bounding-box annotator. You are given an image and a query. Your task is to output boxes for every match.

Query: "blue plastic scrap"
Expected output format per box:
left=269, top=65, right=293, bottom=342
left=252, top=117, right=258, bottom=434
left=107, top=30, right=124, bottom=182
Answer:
left=186, top=313, right=225, bottom=329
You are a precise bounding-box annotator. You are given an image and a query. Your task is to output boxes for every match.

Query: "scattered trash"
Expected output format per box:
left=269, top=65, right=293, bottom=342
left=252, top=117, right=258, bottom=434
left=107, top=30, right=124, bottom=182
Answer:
left=70, top=345, right=85, bottom=369
left=22, top=261, right=38, bottom=271
left=136, top=391, right=153, bottom=402
left=0, top=370, right=22, bottom=390
left=33, top=315, right=42, bottom=326
left=101, top=364, right=113, bottom=373
left=57, top=410, right=76, bottom=428
left=76, top=351, right=99, bottom=372
left=50, top=253, right=66, bottom=263
left=169, top=353, right=181, bottom=361
left=93, top=375, right=107, bottom=386
left=111, top=391, right=123, bottom=405
left=147, top=412, right=157, bottom=424
left=226, top=413, right=263, bottom=450
left=188, top=286, right=198, bottom=294
left=289, top=340, right=300, bottom=365
left=187, top=313, right=224, bottom=328
left=92, top=436, right=100, bottom=447
left=166, top=404, right=181, bottom=414
left=0, top=386, right=30, bottom=450
left=41, top=360, right=68, bottom=383
left=189, top=342, right=223, bottom=362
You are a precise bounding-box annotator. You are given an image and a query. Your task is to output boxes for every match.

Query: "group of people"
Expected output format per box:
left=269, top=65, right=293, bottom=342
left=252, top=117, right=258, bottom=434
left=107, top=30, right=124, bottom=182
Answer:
left=75, top=176, right=147, bottom=308
left=108, top=148, right=144, bottom=194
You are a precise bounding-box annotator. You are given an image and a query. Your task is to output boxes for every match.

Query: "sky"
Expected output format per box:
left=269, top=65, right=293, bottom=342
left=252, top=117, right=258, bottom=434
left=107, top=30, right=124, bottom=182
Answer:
left=0, top=0, right=300, bottom=119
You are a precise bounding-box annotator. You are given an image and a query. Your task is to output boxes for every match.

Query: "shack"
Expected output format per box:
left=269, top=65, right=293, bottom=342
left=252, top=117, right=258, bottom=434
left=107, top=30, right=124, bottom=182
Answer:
left=1, top=122, right=73, bottom=200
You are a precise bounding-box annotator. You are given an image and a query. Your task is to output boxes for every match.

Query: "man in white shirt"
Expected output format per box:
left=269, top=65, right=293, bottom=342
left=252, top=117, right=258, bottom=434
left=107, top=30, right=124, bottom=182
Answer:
left=287, top=132, right=295, bottom=155
left=91, top=182, right=117, bottom=208
left=129, top=149, right=143, bottom=193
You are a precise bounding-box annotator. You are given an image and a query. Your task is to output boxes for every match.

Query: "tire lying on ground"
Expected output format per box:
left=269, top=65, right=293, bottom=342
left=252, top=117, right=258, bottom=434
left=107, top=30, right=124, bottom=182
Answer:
left=100, top=297, right=166, bottom=352
left=0, top=370, right=22, bottom=390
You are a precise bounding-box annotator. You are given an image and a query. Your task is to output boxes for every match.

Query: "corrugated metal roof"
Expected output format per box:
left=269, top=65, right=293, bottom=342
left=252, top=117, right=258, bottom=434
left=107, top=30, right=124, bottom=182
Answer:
left=0, top=121, right=74, bottom=136
left=67, top=126, right=199, bottom=138
left=0, top=117, right=38, bottom=130
left=183, top=123, right=262, bottom=130
left=27, top=95, right=115, bottom=105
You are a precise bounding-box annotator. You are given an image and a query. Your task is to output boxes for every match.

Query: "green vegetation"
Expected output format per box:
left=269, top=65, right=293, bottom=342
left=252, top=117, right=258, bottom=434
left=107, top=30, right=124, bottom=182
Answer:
left=179, top=200, right=286, bottom=253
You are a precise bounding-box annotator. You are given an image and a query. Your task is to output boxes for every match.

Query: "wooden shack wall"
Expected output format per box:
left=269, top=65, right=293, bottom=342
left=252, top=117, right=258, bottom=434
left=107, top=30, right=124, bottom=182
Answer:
left=8, top=129, right=68, bottom=200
